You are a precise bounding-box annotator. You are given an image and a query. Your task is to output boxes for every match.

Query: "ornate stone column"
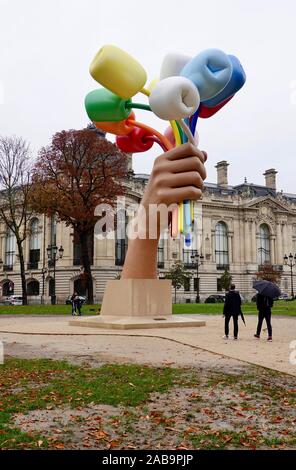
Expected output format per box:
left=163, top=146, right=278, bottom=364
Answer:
left=244, top=219, right=251, bottom=264
left=251, top=220, right=257, bottom=263
left=270, top=235, right=276, bottom=264
left=282, top=223, right=288, bottom=257
left=211, top=229, right=216, bottom=263
left=276, top=222, right=283, bottom=264
left=228, top=232, right=233, bottom=264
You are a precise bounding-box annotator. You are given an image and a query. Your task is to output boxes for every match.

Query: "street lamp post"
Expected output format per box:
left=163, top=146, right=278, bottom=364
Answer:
left=47, top=245, right=64, bottom=305
left=284, top=253, right=296, bottom=298
left=41, top=267, right=48, bottom=305
left=190, top=251, right=204, bottom=303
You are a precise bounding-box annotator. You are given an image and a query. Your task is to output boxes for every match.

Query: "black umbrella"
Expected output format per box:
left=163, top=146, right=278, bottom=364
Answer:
left=240, top=311, right=246, bottom=326
left=253, top=280, right=281, bottom=299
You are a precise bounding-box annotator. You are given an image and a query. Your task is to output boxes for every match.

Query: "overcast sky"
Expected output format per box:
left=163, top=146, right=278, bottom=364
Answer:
left=1, top=0, right=296, bottom=192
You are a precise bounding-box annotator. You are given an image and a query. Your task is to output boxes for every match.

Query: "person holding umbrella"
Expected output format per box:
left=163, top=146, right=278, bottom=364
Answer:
left=253, top=280, right=281, bottom=342
left=223, top=284, right=244, bottom=340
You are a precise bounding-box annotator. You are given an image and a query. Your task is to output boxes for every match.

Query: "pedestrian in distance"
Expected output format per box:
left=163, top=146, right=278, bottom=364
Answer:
left=254, top=293, right=273, bottom=342
left=70, top=291, right=79, bottom=316
left=74, top=294, right=82, bottom=316
left=223, top=284, right=242, bottom=340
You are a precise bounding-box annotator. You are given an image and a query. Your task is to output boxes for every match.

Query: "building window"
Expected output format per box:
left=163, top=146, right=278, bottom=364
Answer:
left=215, top=222, right=229, bottom=269
left=217, top=278, right=223, bottom=292
left=184, top=277, right=191, bottom=291
left=28, top=218, right=40, bottom=269
left=258, top=224, right=271, bottom=265
left=184, top=278, right=191, bottom=292
left=115, top=210, right=128, bottom=266
left=4, top=228, right=16, bottom=271
left=27, top=280, right=40, bottom=296
left=2, top=280, right=14, bottom=296
left=183, top=249, right=195, bottom=268
left=157, top=237, right=165, bottom=268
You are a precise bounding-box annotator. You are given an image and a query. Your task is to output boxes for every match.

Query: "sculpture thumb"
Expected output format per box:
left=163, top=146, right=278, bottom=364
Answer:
left=149, top=76, right=200, bottom=120
left=160, top=52, right=192, bottom=80
left=89, top=44, right=147, bottom=99
left=180, top=48, right=232, bottom=101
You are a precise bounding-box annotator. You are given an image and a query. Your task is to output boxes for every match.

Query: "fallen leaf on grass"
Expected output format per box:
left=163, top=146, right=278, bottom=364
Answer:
left=107, top=439, right=122, bottom=449
left=175, top=444, right=190, bottom=450
left=90, top=429, right=110, bottom=440
left=54, top=443, right=65, bottom=449
left=271, top=416, right=283, bottom=423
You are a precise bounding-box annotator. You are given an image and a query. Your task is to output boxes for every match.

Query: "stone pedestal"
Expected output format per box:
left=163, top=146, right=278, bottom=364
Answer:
left=69, top=279, right=206, bottom=330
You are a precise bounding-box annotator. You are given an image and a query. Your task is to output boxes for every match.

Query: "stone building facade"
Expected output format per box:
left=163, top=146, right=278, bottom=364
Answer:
left=0, top=159, right=295, bottom=303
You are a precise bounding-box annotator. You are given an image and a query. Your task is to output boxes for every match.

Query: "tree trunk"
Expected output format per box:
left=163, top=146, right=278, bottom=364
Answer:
left=16, top=238, right=27, bottom=305
left=174, top=286, right=177, bottom=304
left=79, top=230, right=94, bottom=304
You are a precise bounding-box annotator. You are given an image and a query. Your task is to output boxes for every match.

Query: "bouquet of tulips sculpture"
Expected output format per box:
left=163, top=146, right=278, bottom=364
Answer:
left=85, top=44, right=246, bottom=243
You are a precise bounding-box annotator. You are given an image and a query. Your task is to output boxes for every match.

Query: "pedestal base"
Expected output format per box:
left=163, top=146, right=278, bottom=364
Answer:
left=69, top=315, right=206, bottom=330
left=69, top=279, right=206, bottom=330
left=100, top=279, right=173, bottom=317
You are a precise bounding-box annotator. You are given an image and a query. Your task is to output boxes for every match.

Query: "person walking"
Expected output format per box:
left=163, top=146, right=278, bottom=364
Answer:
left=223, top=284, right=242, bottom=340
left=70, top=291, right=78, bottom=316
left=254, top=293, right=273, bottom=342
left=75, top=294, right=82, bottom=316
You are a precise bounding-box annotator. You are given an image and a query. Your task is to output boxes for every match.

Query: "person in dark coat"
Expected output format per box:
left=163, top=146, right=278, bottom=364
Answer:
left=254, top=293, right=273, bottom=342
left=70, top=291, right=82, bottom=316
left=75, top=295, right=82, bottom=316
left=223, top=284, right=242, bottom=340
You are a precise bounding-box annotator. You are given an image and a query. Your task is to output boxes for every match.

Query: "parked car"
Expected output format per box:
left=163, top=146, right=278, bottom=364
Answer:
left=277, top=293, right=289, bottom=300
left=204, top=294, right=225, bottom=303
left=65, top=295, right=86, bottom=305
left=3, top=296, right=24, bottom=306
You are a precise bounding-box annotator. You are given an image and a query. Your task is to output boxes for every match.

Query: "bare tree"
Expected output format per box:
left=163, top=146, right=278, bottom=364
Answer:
left=30, top=128, right=128, bottom=304
left=0, top=135, right=35, bottom=305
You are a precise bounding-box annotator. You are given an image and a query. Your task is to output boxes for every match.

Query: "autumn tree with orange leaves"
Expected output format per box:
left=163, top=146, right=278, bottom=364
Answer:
left=30, top=128, right=128, bottom=303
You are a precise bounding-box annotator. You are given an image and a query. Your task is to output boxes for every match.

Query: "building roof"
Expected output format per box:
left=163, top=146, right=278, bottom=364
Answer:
left=134, top=173, right=296, bottom=203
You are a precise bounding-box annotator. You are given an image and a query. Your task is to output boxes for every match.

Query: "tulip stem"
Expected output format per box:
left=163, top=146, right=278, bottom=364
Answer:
left=178, top=119, right=195, bottom=146
left=140, top=87, right=151, bottom=97
left=126, top=103, right=152, bottom=111
left=128, top=119, right=172, bottom=151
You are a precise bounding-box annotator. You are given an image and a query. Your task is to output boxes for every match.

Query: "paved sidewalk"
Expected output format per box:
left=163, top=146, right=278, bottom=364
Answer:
left=1, top=315, right=295, bottom=375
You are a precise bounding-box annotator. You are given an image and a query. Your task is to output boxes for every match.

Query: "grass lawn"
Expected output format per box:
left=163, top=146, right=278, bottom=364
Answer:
left=0, top=304, right=100, bottom=315
left=0, top=300, right=295, bottom=316
left=0, top=357, right=295, bottom=450
left=173, top=300, right=296, bottom=316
